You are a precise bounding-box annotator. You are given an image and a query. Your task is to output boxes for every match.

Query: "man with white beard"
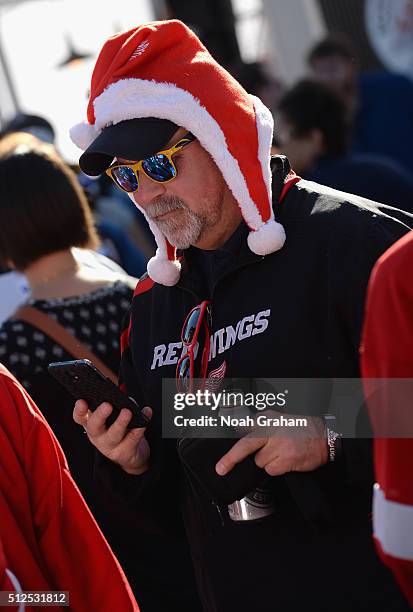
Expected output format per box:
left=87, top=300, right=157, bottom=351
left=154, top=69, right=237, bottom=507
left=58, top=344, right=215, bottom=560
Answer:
left=71, top=19, right=412, bottom=612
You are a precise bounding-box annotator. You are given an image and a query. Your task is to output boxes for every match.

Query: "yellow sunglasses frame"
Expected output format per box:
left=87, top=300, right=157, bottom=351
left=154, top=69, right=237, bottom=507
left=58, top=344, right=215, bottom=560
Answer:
left=105, top=132, right=196, bottom=193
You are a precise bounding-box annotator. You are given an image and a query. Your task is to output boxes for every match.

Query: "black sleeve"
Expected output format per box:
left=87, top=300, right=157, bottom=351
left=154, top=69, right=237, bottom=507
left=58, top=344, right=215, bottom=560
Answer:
left=95, top=342, right=159, bottom=505
left=93, top=306, right=161, bottom=505
left=93, top=302, right=179, bottom=513
left=94, top=449, right=155, bottom=505
left=328, top=208, right=411, bottom=486
left=285, top=211, right=411, bottom=528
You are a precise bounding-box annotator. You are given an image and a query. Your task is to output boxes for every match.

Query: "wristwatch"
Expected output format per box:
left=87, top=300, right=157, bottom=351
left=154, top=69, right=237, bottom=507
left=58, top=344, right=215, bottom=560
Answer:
left=322, top=414, right=343, bottom=463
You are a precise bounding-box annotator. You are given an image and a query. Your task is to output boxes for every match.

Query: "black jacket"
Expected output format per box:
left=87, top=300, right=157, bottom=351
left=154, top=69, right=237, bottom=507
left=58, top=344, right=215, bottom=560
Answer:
left=97, top=157, right=412, bottom=612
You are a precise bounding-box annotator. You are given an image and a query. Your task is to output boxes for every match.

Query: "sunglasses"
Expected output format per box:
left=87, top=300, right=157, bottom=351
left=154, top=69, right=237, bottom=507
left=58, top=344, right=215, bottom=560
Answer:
left=106, top=132, right=196, bottom=193
left=176, top=300, right=211, bottom=393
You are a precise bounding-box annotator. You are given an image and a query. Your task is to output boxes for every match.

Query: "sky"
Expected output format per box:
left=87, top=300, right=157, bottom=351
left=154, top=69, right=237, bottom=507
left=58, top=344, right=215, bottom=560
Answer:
left=0, top=0, right=263, bottom=163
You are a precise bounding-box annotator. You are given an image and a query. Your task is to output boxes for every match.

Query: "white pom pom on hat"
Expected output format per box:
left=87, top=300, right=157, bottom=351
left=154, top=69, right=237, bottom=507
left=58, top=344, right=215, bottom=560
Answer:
left=69, top=121, right=97, bottom=152
left=70, top=20, right=290, bottom=286
left=147, top=254, right=182, bottom=287
left=247, top=219, right=286, bottom=256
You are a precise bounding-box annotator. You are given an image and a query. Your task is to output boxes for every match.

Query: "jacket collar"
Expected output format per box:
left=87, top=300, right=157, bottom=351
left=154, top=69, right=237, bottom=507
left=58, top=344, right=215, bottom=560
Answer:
left=176, top=155, right=293, bottom=295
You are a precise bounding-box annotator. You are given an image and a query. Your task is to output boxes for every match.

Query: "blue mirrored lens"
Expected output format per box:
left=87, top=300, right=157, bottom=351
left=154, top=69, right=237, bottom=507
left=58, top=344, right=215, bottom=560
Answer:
left=177, top=355, right=191, bottom=391
left=182, top=309, right=201, bottom=344
left=112, top=166, right=138, bottom=192
left=177, top=355, right=191, bottom=380
left=142, top=154, right=176, bottom=182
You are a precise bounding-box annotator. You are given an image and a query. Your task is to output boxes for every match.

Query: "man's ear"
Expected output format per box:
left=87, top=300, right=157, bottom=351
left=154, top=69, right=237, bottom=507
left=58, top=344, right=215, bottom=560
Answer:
left=308, top=128, right=324, bottom=155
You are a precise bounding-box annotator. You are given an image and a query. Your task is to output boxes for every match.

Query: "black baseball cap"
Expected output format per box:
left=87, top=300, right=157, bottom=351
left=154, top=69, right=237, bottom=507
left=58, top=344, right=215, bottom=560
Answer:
left=79, top=117, right=179, bottom=176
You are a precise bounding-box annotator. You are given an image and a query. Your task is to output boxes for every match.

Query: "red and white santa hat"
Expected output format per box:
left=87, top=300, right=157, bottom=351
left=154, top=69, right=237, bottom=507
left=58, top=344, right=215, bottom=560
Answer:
left=70, top=19, right=286, bottom=287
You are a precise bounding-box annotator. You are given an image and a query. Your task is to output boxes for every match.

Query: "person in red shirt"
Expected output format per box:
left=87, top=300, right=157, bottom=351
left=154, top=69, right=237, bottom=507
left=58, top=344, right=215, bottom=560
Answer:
left=361, top=230, right=413, bottom=607
left=0, top=364, right=138, bottom=611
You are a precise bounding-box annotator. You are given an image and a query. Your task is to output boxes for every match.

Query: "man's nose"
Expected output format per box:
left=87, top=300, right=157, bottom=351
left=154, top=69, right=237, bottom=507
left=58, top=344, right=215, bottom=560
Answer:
left=132, top=171, right=166, bottom=208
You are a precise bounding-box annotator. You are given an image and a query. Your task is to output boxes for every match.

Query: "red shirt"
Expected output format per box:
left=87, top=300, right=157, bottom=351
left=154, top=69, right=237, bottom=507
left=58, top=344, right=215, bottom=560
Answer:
left=0, top=365, right=139, bottom=611
left=361, top=230, right=413, bottom=606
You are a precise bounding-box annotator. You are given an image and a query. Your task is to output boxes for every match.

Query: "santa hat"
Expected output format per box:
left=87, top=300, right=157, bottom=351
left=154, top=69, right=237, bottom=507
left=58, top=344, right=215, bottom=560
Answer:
left=70, top=19, right=286, bottom=287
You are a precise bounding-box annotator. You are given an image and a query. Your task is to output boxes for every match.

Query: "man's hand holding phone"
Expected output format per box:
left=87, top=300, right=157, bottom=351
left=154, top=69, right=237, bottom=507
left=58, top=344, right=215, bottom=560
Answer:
left=47, top=359, right=152, bottom=475
left=73, top=400, right=152, bottom=475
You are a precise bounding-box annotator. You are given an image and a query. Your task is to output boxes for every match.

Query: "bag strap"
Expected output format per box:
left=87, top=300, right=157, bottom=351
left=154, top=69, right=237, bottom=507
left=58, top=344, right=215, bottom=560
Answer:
left=13, top=305, right=118, bottom=384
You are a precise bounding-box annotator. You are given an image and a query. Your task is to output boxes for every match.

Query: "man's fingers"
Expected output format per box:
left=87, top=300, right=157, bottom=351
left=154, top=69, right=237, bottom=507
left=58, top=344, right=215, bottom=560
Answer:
left=105, top=406, right=152, bottom=445
left=85, top=402, right=113, bottom=438
left=215, top=437, right=266, bottom=476
left=263, top=459, right=291, bottom=477
left=73, top=399, right=89, bottom=426
left=109, top=426, right=146, bottom=464
left=104, top=408, right=138, bottom=446
left=254, top=440, right=282, bottom=468
left=87, top=403, right=151, bottom=442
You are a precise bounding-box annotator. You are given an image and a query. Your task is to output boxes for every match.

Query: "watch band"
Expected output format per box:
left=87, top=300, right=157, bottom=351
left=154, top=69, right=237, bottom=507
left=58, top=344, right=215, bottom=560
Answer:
left=323, top=414, right=343, bottom=463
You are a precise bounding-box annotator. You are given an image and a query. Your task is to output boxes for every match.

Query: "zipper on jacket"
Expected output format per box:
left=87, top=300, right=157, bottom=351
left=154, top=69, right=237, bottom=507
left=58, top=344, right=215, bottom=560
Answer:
left=211, top=255, right=264, bottom=302
left=177, top=438, right=227, bottom=529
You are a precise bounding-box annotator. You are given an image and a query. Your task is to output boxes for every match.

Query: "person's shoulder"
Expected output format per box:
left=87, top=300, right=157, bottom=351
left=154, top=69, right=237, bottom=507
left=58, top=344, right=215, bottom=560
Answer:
left=288, top=178, right=365, bottom=220
left=115, top=274, right=139, bottom=293
left=0, top=364, right=16, bottom=385
left=132, top=273, right=155, bottom=299
left=0, top=271, right=31, bottom=326
left=74, top=247, right=135, bottom=279
left=294, top=179, right=413, bottom=225
left=372, top=231, right=413, bottom=284
left=0, top=364, right=38, bottom=435
left=283, top=180, right=413, bottom=254
left=0, top=364, right=28, bottom=399
left=73, top=247, right=140, bottom=289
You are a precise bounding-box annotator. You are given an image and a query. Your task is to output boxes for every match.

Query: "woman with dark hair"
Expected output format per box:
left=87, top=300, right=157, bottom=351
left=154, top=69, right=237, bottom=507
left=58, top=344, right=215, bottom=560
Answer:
left=0, top=132, right=139, bottom=589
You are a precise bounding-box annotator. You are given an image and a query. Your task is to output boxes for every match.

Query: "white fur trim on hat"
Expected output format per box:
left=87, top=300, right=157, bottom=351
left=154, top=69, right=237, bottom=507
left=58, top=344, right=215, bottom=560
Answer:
left=128, top=193, right=182, bottom=286
left=69, top=121, right=98, bottom=151
left=251, top=95, right=274, bottom=211
left=247, top=219, right=286, bottom=256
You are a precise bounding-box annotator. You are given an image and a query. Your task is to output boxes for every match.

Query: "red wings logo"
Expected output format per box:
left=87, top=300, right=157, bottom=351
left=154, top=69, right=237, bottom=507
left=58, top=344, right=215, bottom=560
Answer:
left=129, top=40, right=149, bottom=61
left=206, top=360, right=227, bottom=391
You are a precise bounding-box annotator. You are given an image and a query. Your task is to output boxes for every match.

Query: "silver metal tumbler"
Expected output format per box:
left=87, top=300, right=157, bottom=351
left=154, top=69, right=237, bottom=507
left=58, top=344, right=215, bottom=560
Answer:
left=218, top=396, right=275, bottom=521
left=227, top=482, right=275, bottom=521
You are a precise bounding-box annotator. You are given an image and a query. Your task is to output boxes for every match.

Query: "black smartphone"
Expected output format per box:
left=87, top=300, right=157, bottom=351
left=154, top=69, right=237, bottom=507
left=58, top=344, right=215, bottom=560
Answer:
left=48, top=359, right=149, bottom=429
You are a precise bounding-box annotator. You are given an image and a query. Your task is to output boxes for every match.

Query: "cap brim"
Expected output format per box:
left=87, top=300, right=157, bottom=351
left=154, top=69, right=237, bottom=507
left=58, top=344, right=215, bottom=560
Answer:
left=79, top=117, right=178, bottom=176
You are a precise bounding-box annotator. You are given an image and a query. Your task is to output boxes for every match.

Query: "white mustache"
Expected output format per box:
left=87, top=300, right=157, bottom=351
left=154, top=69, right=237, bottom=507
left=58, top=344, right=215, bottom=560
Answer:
left=145, top=197, right=187, bottom=220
